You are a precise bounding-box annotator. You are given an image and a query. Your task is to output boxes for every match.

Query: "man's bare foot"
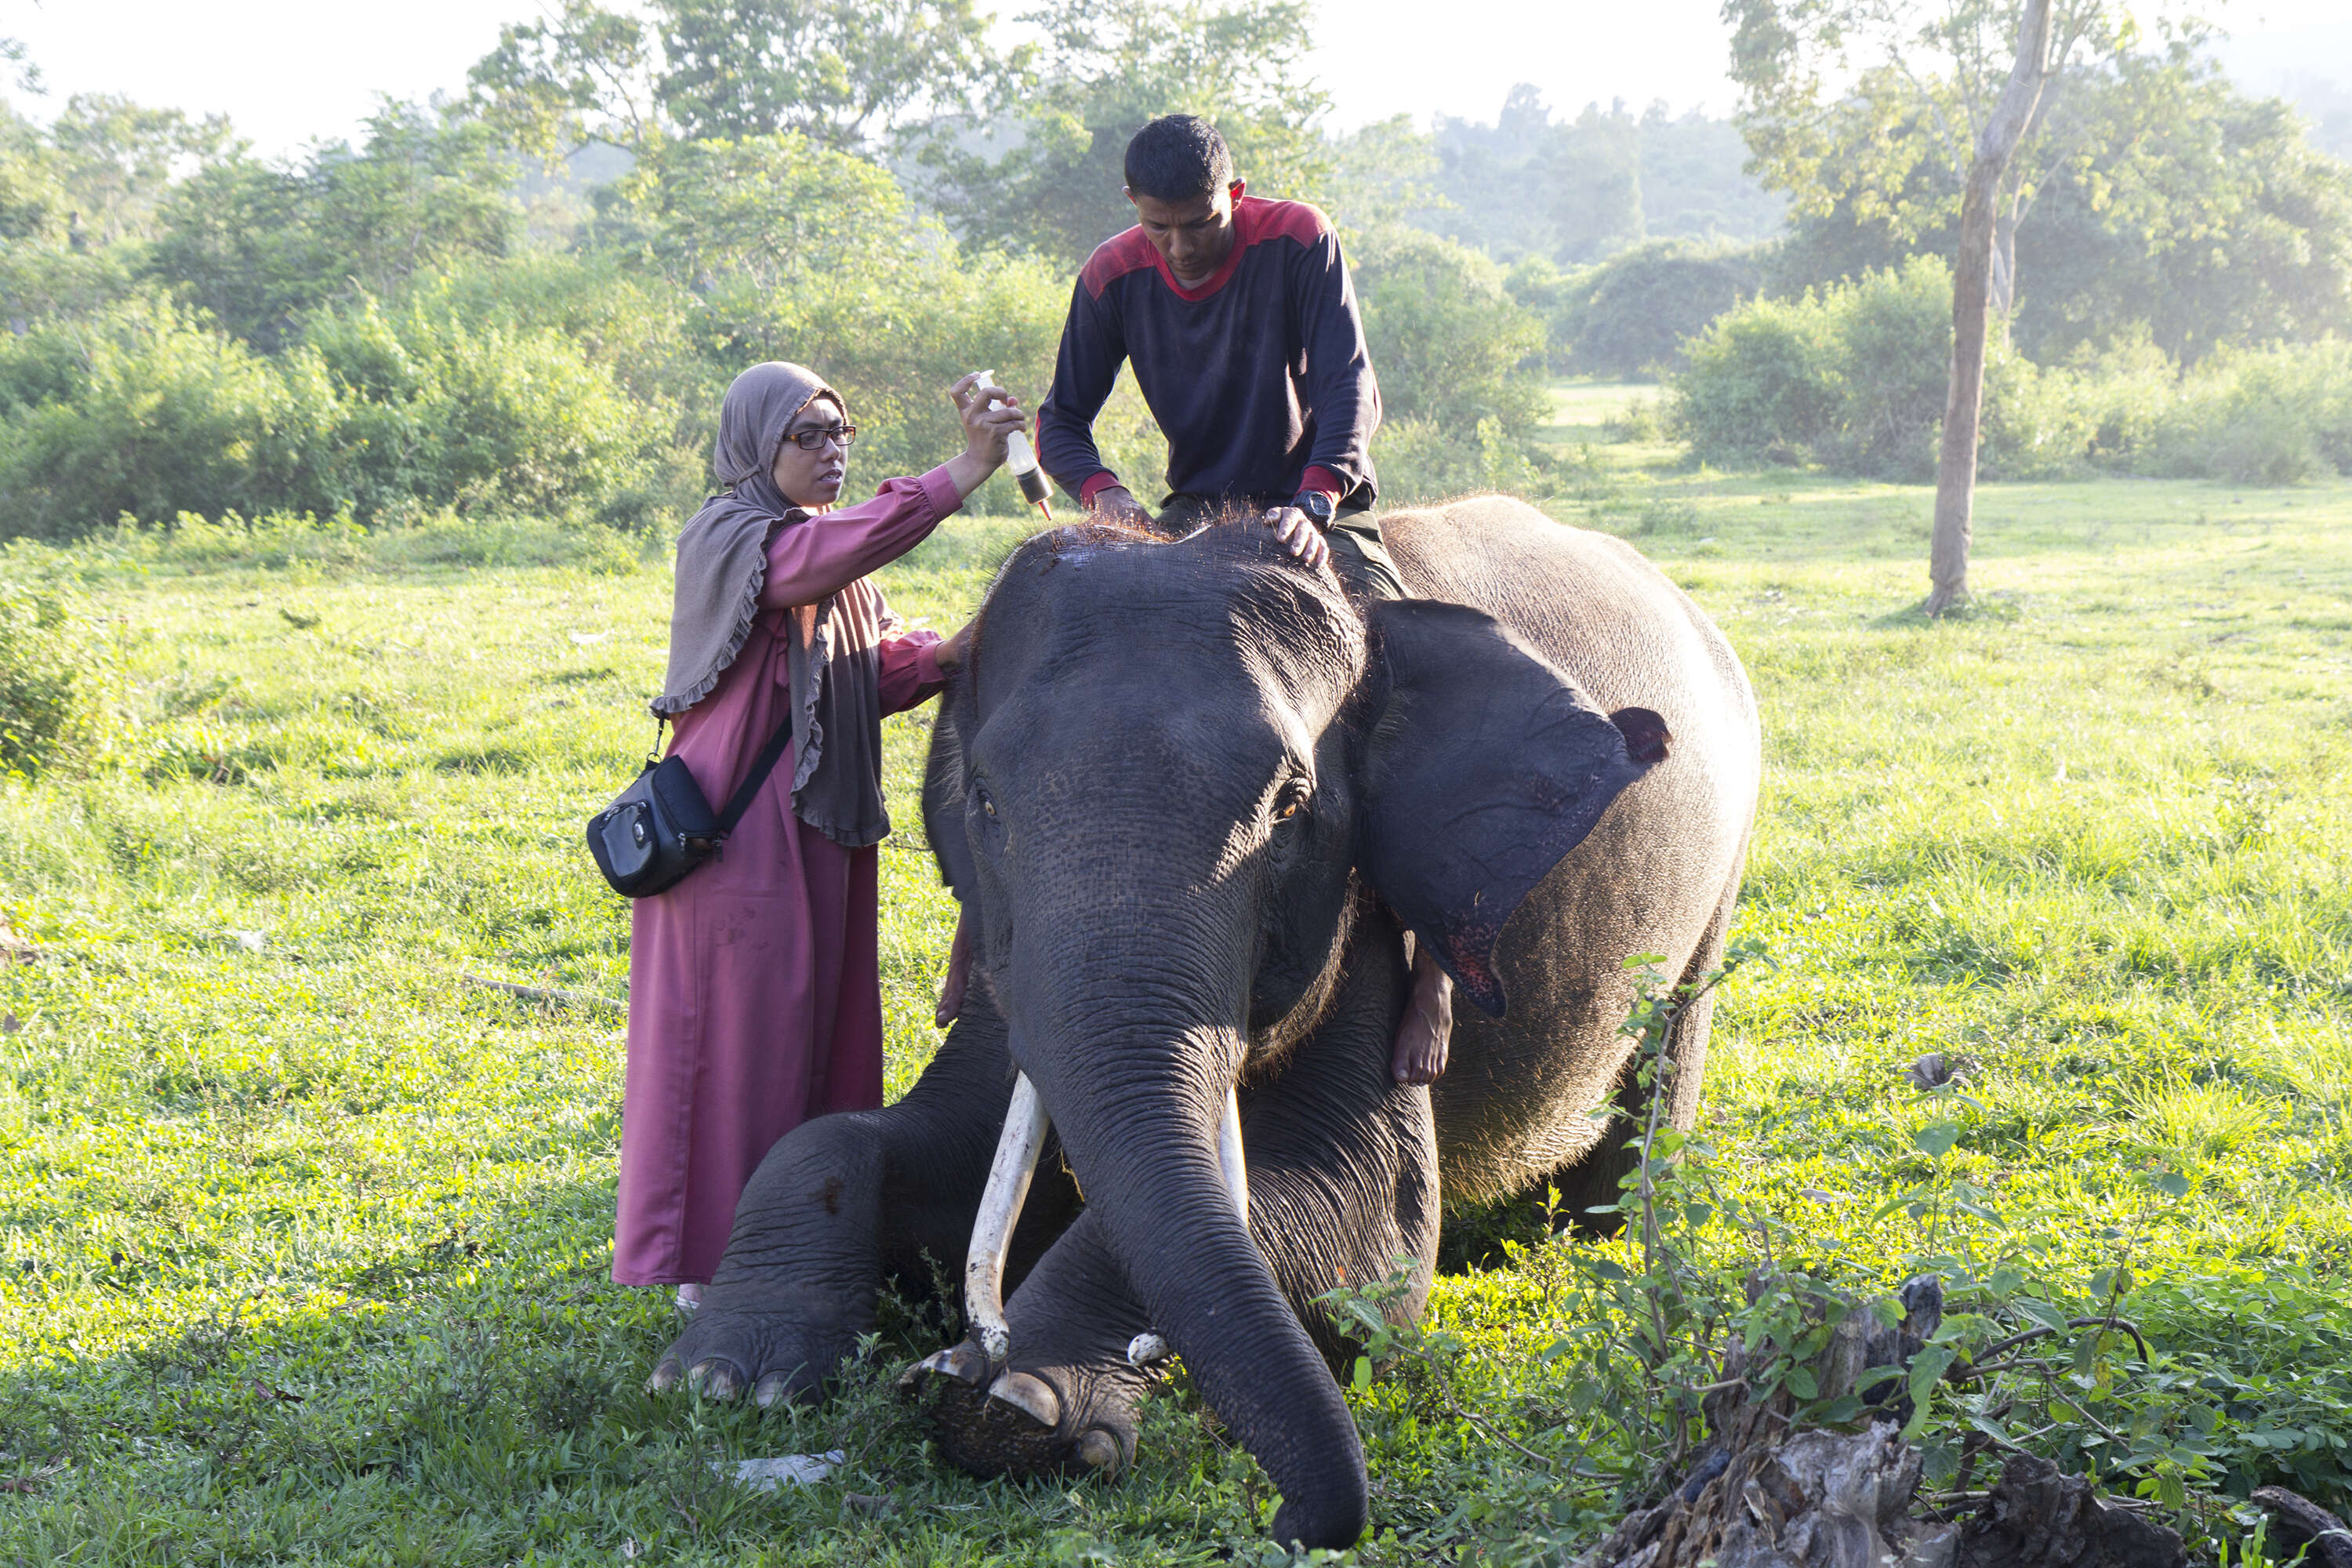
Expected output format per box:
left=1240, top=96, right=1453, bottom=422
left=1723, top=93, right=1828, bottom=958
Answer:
left=935, top=909, right=972, bottom=1027
left=675, top=1283, right=703, bottom=1314
left=1392, top=944, right=1454, bottom=1084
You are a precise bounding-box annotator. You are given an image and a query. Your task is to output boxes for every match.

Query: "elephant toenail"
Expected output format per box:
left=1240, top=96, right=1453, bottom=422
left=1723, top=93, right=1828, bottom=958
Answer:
left=985, top=1370, right=1061, bottom=1427
left=647, top=1358, right=683, bottom=1393
left=900, top=1342, right=988, bottom=1393
left=689, top=1359, right=742, bottom=1399
left=1077, top=1428, right=1122, bottom=1474
left=753, top=1372, right=793, bottom=1408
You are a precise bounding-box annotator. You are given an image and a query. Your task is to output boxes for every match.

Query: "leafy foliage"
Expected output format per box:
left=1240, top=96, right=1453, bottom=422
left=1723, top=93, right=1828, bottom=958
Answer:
left=1767, top=56, right=2352, bottom=365
left=146, top=104, right=519, bottom=352
left=1675, top=258, right=2352, bottom=483
left=919, top=0, right=1331, bottom=268
left=1420, top=86, right=1787, bottom=265
left=467, top=0, right=1001, bottom=156
left=1511, top=241, right=1767, bottom=379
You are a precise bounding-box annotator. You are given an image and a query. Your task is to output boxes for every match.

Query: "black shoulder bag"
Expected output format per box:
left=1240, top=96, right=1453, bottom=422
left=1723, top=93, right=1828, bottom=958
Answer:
left=586, top=716, right=793, bottom=898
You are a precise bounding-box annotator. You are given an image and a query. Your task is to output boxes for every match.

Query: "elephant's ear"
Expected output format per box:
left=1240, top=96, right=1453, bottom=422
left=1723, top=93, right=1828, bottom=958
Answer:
left=1358, top=600, right=1665, bottom=1018
left=921, top=675, right=978, bottom=902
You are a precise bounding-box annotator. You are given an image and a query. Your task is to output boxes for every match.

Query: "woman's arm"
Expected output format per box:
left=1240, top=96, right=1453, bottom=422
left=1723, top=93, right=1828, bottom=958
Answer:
left=760, top=377, right=1029, bottom=608
left=760, top=470, right=961, bottom=608
left=875, top=601, right=948, bottom=716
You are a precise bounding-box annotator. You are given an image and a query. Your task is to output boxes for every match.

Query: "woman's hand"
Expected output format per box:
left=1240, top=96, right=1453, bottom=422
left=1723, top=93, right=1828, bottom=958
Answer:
left=933, top=618, right=977, bottom=673
left=944, top=374, right=1032, bottom=501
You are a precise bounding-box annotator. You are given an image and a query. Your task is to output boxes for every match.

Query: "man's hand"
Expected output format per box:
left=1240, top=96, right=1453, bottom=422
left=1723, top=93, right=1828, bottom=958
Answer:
left=1261, top=505, right=1332, bottom=572
left=1087, top=484, right=1156, bottom=528
left=934, top=618, right=976, bottom=673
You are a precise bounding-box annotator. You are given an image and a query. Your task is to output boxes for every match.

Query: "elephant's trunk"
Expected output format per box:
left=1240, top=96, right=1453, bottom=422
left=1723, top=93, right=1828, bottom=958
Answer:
left=1024, top=1020, right=1367, bottom=1549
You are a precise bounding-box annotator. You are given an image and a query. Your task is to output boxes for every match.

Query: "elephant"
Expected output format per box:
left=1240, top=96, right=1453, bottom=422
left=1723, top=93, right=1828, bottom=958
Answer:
left=650, top=495, right=1762, bottom=1549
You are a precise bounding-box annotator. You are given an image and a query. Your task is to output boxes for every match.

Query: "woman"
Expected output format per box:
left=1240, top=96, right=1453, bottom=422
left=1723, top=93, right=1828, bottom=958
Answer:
left=615, top=361, right=1025, bottom=1307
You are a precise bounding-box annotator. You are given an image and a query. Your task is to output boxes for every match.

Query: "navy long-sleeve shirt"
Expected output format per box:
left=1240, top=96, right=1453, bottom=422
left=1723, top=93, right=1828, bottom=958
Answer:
left=1036, top=197, right=1381, bottom=511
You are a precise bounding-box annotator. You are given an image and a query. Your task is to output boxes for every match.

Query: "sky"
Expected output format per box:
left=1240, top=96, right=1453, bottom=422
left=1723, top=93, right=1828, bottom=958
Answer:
left=4, top=0, right=2350, bottom=157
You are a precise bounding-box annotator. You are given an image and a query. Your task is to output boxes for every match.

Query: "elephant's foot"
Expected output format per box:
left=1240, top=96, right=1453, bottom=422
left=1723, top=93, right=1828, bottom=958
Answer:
left=899, top=1337, right=1156, bottom=1478
left=650, top=1300, right=862, bottom=1408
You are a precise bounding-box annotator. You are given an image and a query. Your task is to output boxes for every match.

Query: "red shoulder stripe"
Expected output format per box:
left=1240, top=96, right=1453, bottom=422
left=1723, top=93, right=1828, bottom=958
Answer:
left=1238, top=197, right=1328, bottom=249
left=1079, top=227, right=1161, bottom=299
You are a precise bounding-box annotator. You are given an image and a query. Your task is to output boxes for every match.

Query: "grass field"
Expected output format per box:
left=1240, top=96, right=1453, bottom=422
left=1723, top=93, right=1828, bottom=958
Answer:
left=2, top=400, right=2348, bottom=1563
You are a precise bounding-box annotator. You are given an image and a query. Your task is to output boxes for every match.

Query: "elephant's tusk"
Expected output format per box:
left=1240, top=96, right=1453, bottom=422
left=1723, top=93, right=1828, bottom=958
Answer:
left=1218, top=1084, right=1250, bottom=1229
left=964, top=1071, right=1048, bottom=1362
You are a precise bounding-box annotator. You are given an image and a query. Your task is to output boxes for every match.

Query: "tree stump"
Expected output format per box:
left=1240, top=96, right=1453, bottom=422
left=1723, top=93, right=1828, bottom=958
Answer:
left=1570, top=1276, right=2186, bottom=1568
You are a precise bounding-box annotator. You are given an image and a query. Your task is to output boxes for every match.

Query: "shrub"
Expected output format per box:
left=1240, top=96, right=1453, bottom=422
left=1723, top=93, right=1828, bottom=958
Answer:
left=1669, top=293, right=1839, bottom=466
left=0, top=579, right=88, bottom=774
left=1353, top=223, right=1549, bottom=500
left=1514, top=241, right=1767, bottom=378
left=1353, top=223, right=1548, bottom=435
left=1674, top=256, right=2104, bottom=481
left=2143, top=343, right=2352, bottom=485
left=1374, top=416, right=1552, bottom=506
left=302, top=296, right=677, bottom=528
left=0, top=290, right=686, bottom=539
left=0, top=295, right=339, bottom=538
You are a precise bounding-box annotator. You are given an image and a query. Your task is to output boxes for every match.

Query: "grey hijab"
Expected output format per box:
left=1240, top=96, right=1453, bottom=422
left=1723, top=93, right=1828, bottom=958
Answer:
left=653, top=361, right=891, bottom=848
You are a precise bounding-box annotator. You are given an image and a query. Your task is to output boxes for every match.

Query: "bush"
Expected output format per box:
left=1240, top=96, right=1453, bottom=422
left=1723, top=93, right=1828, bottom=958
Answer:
left=1353, top=223, right=1549, bottom=501
left=302, top=295, right=679, bottom=528
left=0, top=290, right=686, bottom=539
left=0, top=580, right=89, bottom=775
left=1675, top=256, right=2077, bottom=481
left=2143, top=343, right=2352, bottom=485
left=1513, top=241, right=1767, bottom=378
left=1669, top=292, right=1839, bottom=466
left=0, top=296, right=339, bottom=538
left=1374, top=416, right=1552, bottom=506
left=1353, top=223, right=1548, bottom=434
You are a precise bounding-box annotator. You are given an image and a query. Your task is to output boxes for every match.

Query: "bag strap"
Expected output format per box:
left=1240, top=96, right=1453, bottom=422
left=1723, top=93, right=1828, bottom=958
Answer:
left=714, top=714, right=796, bottom=837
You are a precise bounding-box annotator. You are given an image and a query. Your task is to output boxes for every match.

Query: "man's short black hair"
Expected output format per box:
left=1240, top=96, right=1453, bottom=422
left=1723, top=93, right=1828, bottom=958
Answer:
left=1123, top=114, right=1234, bottom=202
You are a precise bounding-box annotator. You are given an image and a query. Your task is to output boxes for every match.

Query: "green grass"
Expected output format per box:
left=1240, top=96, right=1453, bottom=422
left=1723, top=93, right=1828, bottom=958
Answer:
left=1, top=445, right=2348, bottom=1562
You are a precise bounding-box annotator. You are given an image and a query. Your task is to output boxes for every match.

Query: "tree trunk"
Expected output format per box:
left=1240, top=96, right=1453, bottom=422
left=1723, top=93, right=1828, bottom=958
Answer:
left=1926, top=0, right=2056, bottom=617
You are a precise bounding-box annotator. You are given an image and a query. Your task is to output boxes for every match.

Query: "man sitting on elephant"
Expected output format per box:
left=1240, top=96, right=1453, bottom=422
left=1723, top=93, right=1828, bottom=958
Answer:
left=962, top=112, right=1453, bottom=1083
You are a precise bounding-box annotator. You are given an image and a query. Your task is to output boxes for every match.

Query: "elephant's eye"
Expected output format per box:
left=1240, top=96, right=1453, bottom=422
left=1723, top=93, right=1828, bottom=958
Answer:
left=974, top=782, right=998, bottom=819
left=1272, top=786, right=1309, bottom=825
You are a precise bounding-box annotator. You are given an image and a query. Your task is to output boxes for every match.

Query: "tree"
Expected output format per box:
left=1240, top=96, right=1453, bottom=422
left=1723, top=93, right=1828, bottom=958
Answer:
left=920, top=0, right=1331, bottom=267
left=1725, top=0, right=2205, bottom=320
left=1724, top=0, right=2211, bottom=610
left=1762, top=55, right=2352, bottom=365
left=1928, top=0, right=2054, bottom=614
left=657, top=0, right=998, bottom=148
left=466, top=0, right=1002, bottom=158
left=147, top=104, right=517, bottom=350
left=1422, top=89, right=1783, bottom=267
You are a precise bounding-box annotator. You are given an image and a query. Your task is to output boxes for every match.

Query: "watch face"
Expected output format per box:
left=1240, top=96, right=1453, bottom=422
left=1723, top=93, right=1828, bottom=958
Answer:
left=1298, top=492, right=1334, bottom=523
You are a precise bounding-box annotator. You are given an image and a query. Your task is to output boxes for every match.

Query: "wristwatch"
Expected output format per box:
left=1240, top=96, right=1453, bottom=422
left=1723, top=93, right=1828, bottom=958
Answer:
left=1290, top=490, right=1336, bottom=528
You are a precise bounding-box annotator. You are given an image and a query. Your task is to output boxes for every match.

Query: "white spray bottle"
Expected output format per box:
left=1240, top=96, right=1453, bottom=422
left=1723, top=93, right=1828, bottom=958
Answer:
left=975, top=370, right=1054, bottom=519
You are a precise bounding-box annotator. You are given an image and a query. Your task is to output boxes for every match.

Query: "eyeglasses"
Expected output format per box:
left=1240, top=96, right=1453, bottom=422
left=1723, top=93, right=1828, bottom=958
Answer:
left=784, top=423, right=858, bottom=452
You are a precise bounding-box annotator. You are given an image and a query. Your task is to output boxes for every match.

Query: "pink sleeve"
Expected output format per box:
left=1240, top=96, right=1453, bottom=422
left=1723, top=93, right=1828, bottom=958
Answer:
left=760, top=466, right=964, bottom=608
left=876, top=597, right=947, bottom=715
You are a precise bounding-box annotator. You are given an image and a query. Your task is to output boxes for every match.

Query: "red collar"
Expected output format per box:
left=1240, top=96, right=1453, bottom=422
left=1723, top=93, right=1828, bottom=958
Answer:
left=1149, top=198, right=1263, bottom=302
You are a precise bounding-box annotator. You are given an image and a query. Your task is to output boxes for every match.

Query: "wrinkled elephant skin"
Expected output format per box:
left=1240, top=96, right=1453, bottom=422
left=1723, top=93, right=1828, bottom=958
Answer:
left=654, top=497, right=1762, bottom=1549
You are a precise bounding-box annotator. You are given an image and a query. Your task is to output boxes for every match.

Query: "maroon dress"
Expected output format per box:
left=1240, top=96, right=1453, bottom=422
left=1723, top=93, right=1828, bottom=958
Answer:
left=613, top=467, right=956, bottom=1286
